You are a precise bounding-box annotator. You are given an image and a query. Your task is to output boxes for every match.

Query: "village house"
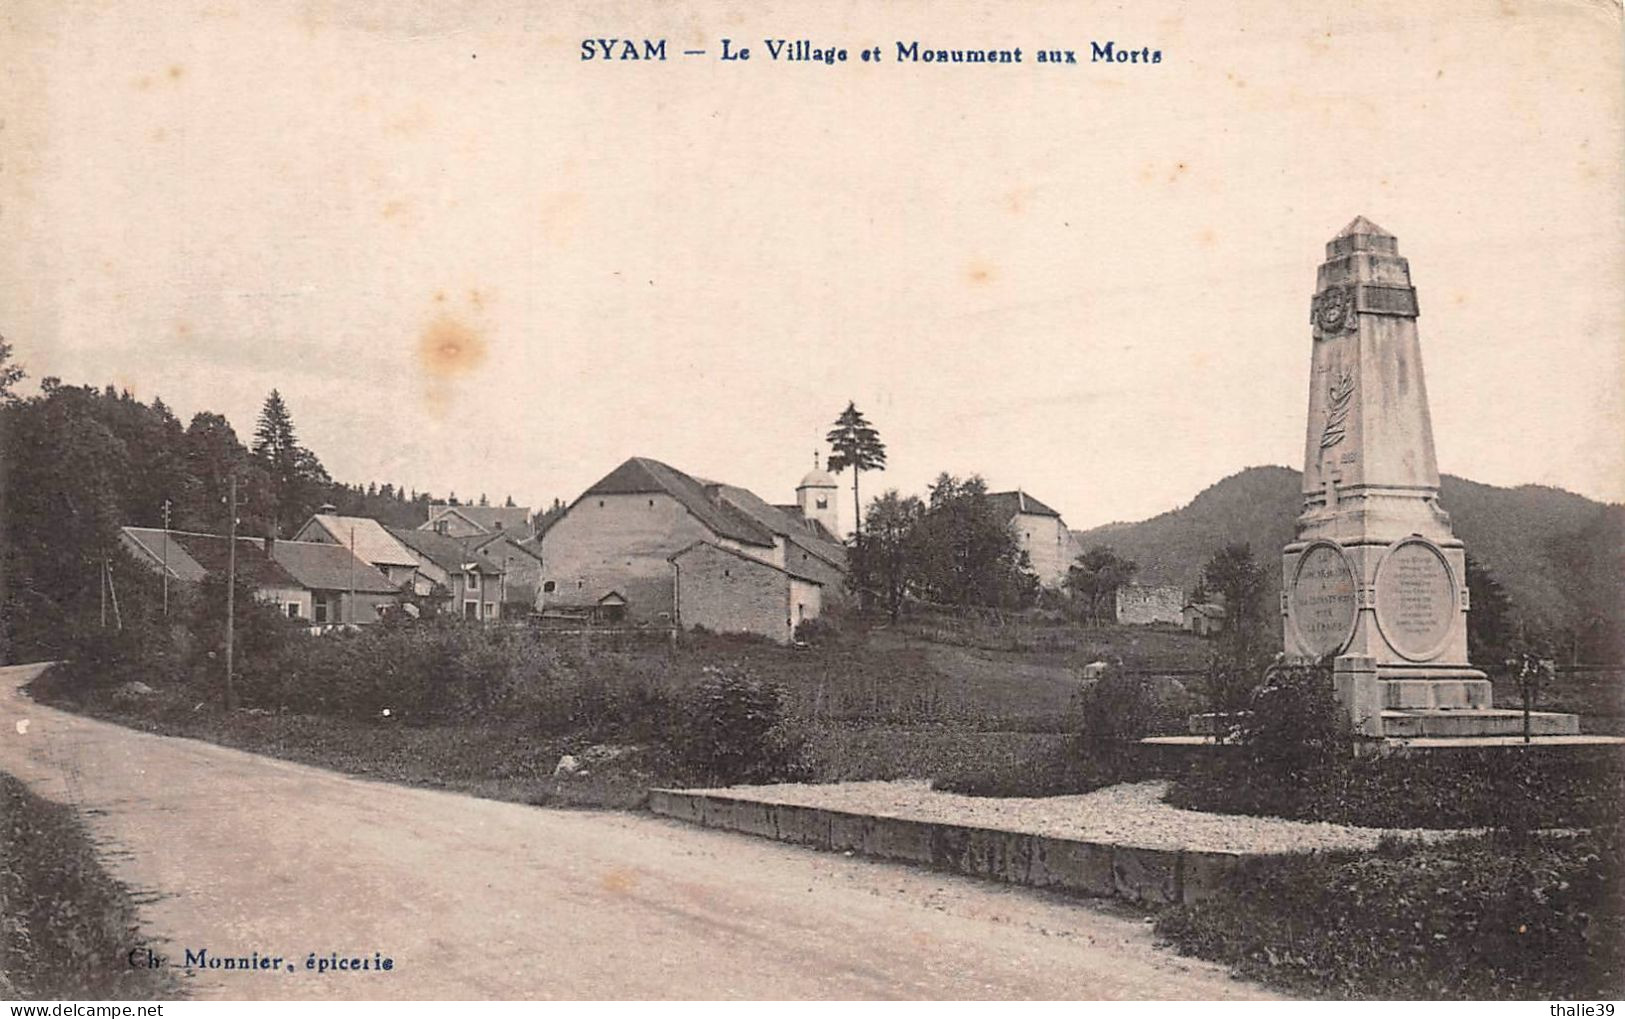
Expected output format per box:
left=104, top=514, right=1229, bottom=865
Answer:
left=292, top=511, right=420, bottom=589
left=1115, top=583, right=1185, bottom=625
left=537, top=456, right=845, bottom=639
left=416, top=506, right=543, bottom=614
left=422, top=503, right=532, bottom=538
left=385, top=526, right=508, bottom=621
left=119, top=527, right=399, bottom=624
left=986, top=490, right=1081, bottom=590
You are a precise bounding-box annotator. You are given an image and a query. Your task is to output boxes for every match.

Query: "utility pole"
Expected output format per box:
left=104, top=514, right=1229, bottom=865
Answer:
left=348, top=524, right=356, bottom=624
left=224, top=476, right=239, bottom=711
left=108, top=561, right=123, bottom=631
left=100, top=557, right=107, bottom=628
left=161, top=499, right=173, bottom=616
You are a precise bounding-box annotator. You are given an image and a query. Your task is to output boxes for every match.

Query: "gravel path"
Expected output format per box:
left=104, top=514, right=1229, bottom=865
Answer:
left=691, top=779, right=1468, bottom=855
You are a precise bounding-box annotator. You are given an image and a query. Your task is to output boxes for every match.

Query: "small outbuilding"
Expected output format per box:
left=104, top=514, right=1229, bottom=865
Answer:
left=1183, top=601, right=1227, bottom=637
left=669, top=540, right=823, bottom=644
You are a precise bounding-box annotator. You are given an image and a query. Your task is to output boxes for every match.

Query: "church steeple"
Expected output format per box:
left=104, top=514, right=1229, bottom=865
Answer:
left=796, top=450, right=840, bottom=537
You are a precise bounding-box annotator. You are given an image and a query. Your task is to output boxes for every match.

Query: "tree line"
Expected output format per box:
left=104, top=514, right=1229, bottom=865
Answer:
left=0, top=340, right=525, bottom=660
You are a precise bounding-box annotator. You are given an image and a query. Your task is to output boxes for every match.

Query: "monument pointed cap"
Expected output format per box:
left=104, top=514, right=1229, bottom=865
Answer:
left=1336, top=215, right=1392, bottom=239
left=1327, top=215, right=1399, bottom=258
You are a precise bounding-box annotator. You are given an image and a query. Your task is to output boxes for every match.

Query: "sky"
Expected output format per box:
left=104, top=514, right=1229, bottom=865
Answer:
left=4, top=0, right=1621, bottom=533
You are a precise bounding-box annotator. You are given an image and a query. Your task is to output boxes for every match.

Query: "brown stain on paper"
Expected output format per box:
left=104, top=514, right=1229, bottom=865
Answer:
left=418, top=313, right=487, bottom=379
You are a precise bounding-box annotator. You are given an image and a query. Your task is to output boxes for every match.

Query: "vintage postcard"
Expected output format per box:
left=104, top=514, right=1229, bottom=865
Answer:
left=1, top=0, right=1621, bottom=1006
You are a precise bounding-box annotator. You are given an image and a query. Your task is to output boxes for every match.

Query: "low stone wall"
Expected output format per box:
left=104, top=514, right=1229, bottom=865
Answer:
left=648, top=788, right=1268, bottom=905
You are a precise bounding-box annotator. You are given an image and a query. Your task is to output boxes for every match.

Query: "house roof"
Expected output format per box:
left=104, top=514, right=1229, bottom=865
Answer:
left=583, top=457, right=777, bottom=547
left=986, top=490, right=1063, bottom=520
left=269, top=540, right=400, bottom=594
left=424, top=504, right=532, bottom=534
left=121, top=528, right=395, bottom=594
left=300, top=514, right=420, bottom=568
left=710, top=484, right=847, bottom=569
left=668, top=540, right=824, bottom=585
left=463, top=530, right=543, bottom=562
left=120, top=528, right=208, bottom=583
left=385, top=526, right=505, bottom=575
left=773, top=505, right=842, bottom=545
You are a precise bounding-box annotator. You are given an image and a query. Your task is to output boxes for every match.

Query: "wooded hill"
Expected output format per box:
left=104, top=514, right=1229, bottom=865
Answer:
left=1072, top=466, right=1623, bottom=659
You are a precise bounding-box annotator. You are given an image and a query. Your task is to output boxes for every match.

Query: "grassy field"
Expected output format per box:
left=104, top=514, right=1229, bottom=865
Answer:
left=26, top=619, right=1209, bottom=807
left=0, top=773, right=181, bottom=1000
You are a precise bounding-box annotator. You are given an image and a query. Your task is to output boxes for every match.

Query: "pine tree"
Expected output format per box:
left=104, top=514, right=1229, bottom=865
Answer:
left=826, top=401, right=887, bottom=539
left=251, top=389, right=327, bottom=535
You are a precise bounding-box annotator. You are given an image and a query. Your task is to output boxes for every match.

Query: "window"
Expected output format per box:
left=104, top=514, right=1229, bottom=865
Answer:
left=816, top=497, right=828, bottom=509
left=543, top=580, right=556, bottom=594
left=466, top=572, right=480, bottom=591
left=648, top=499, right=655, bottom=507
left=724, top=568, right=730, bottom=577
left=598, top=499, right=605, bottom=508
left=314, top=599, right=329, bottom=624
left=434, top=520, right=448, bottom=535
left=286, top=603, right=301, bottom=619
left=464, top=600, right=479, bottom=620
left=485, top=602, right=496, bottom=619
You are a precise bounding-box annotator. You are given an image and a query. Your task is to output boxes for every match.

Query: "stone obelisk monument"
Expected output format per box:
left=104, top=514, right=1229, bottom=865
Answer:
left=1281, top=217, right=1577, bottom=738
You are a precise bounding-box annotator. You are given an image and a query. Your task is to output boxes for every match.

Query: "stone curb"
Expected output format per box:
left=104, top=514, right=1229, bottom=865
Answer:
left=647, top=788, right=1259, bottom=905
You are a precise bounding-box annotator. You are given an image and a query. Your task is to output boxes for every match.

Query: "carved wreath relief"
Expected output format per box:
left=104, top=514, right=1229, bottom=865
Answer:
left=1311, top=284, right=1359, bottom=338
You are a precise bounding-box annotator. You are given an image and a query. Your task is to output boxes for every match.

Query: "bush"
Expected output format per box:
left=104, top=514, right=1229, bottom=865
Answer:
left=1156, top=827, right=1624, bottom=999
left=674, top=665, right=808, bottom=786
left=1236, top=657, right=1349, bottom=775
left=1170, top=738, right=1625, bottom=832
left=792, top=616, right=838, bottom=645
left=1070, top=666, right=1162, bottom=749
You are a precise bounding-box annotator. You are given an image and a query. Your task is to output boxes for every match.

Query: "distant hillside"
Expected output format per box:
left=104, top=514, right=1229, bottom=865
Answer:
left=1072, top=466, right=1623, bottom=645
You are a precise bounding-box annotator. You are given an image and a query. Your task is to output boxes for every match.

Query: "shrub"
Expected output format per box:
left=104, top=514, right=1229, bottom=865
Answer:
left=674, top=665, right=808, bottom=786
left=793, top=616, right=838, bottom=645
left=1156, top=827, right=1624, bottom=999
left=1070, top=666, right=1161, bottom=750
left=1236, top=657, right=1349, bottom=776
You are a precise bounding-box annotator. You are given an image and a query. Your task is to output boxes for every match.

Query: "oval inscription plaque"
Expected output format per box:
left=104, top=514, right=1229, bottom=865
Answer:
left=1374, top=540, right=1457, bottom=661
left=1289, top=542, right=1358, bottom=657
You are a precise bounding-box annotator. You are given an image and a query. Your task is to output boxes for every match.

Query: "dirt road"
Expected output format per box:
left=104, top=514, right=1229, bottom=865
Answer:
left=0, top=663, right=1273, bottom=999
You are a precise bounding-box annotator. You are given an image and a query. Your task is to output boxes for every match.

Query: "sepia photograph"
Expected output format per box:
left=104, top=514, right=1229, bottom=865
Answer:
left=1, top=0, right=1622, bottom=1006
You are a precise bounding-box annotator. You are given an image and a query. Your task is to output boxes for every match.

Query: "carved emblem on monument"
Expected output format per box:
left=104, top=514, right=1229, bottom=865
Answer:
left=1319, top=366, right=1355, bottom=449
left=1311, top=284, right=1358, bottom=338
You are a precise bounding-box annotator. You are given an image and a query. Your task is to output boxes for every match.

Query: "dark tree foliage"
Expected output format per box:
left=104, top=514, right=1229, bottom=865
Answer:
left=825, top=401, right=886, bottom=538
left=251, top=390, right=330, bottom=536
left=1202, top=542, right=1269, bottom=660
left=911, top=473, right=1037, bottom=610
left=1065, top=545, right=1139, bottom=626
left=849, top=490, right=925, bottom=621
left=1465, top=552, right=1514, bottom=666
left=0, top=361, right=447, bottom=661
